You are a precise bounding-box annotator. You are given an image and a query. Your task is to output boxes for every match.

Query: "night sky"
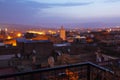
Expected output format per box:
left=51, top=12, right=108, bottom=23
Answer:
left=0, top=0, right=120, bottom=27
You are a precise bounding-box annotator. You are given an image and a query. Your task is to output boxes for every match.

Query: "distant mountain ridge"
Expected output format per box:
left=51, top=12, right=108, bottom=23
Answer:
left=0, top=22, right=120, bottom=30
left=0, top=23, right=54, bottom=32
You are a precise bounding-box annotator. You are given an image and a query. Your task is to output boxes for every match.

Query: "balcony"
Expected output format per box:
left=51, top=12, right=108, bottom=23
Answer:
left=0, top=62, right=119, bottom=80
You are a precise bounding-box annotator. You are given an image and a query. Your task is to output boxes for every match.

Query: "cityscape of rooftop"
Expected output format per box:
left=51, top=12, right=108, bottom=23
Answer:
left=0, top=0, right=120, bottom=80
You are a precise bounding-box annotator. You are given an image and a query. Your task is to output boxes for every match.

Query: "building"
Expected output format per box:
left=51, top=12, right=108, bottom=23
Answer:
left=16, top=39, right=54, bottom=61
left=60, top=26, right=66, bottom=41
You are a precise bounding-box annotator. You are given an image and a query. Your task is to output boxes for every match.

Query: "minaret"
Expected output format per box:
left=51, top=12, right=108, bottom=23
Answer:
left=60, top=26, right=66, bottom=41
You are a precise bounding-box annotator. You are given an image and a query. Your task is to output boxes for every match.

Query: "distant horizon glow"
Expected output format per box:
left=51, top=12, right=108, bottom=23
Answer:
left=0, top=0, right=120, bottom=28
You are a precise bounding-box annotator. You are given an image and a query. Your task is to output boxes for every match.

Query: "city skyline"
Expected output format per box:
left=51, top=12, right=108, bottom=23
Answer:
left=0, top=0, right=120, bottom=28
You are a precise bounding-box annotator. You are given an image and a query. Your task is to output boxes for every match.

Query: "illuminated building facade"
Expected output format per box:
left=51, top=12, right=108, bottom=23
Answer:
left=60, top=26, right=66, bottom=41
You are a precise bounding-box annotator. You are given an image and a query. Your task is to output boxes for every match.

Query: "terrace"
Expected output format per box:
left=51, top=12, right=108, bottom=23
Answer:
left=0, top=62, right=119, bottom=80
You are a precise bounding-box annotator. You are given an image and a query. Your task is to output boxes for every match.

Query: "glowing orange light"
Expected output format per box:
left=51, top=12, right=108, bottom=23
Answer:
left=27, top=31, right=46, bottom=35
left=48, top=30, right=56, bottom=34
left=4, top=39, right=17, bottom=46
left=17, top=33, right=22, bottom=37
left=12, top=41, right=17, bottom=46
left=7, top=36, right=12, bottom=39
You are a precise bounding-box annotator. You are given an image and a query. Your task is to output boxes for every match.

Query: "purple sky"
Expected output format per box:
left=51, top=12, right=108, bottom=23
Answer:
left=0, top=0, right=120, bottom=28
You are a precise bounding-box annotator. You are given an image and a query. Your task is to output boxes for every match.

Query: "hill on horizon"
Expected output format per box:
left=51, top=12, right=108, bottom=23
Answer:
left=0, top=22, right=120, bottom=30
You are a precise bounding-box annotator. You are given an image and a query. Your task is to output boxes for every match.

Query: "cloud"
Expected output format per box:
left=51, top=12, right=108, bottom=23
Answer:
left=49, top=2, right=92, bottom=7
left=25, top=0, right=92, bottom=8
left=27, top=0, right=93, bottom=4
left=0, top=0, right=92, bottom=24
left=0, top=0, right=120, bottom=27
left=0, top=0, right=41, bottom=24
left=0, top=0, right=93, bottom=13
left=104, top=0, right=120, bottom=3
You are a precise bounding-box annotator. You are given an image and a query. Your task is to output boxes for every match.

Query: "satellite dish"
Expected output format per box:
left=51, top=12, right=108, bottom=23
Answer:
left=48, top=56, right=55, bottom=67
left=32, top=49, right=36, bottom=54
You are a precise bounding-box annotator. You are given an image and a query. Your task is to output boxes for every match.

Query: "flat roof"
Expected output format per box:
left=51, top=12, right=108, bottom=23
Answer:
left=16, top=38, right=51, bottom=43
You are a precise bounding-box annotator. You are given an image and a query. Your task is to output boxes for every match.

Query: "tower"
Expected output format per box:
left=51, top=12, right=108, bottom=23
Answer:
left=60, top=26, right=66, bottom=41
